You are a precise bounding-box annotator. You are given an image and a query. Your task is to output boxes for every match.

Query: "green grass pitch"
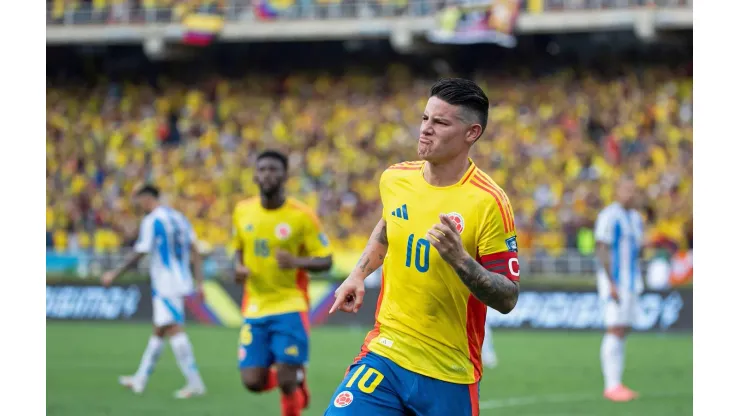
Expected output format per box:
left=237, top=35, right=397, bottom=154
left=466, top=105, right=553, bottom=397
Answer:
left=46, top=322, right=692, bottom=415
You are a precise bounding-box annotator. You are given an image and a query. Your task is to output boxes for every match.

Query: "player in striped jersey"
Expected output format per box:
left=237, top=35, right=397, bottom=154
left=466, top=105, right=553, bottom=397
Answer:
left=594, top=176, right=645, bottom=402
left=325, top=78, right=520, bottom=415
left=102, top=185, right=206, bottom=398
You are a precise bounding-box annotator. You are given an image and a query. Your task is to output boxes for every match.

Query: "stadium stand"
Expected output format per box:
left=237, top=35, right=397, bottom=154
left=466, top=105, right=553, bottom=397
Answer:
left=46, top=43, right=692, bottom=260
left=46, top=1, right=694, bottom=25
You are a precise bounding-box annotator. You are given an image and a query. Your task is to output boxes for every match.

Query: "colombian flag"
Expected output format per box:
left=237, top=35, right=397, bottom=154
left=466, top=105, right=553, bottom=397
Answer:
left=182, top=13, right=225, bottom=46
left=254, top=0, right=295, bottom=21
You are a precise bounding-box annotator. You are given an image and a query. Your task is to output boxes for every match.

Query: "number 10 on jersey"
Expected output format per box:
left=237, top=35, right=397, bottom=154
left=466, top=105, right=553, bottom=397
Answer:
left=405, top=234, right=430, bottom=273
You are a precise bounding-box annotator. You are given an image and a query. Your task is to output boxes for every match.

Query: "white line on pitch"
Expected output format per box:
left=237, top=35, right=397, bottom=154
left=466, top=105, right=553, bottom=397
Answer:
left=480, top=390, right=691, bottom=410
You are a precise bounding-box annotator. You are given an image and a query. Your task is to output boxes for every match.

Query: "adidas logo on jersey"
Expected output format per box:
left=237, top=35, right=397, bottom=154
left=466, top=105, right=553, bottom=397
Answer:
left=391, top=204, right=409, bottom=220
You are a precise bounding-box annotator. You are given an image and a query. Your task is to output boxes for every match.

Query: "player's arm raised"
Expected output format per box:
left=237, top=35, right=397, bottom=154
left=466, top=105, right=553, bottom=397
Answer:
left=330, top=218, right=389, bottom=314
left=428, top=214, right=519, bottom=314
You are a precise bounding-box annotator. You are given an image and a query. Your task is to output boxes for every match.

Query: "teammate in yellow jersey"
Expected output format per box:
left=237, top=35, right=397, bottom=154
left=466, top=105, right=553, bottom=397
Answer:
left=324, top=79, right=521, bottom=416
left=232, top=150, right=334, bottom=416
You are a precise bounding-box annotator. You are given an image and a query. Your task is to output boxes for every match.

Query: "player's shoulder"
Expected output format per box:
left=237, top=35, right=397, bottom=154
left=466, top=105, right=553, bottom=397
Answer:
left=464, top=166, right=511, bottom=205
left=286, top=197, right=317, bottom=216
left=234, top=197, right=259, bottom=213
left=143, top=205, right=167, bottom=223
left=598, top=203, right=622, bottom=218
left=286, top=198, right=321, bottom=226
left=168, top=206, right=188, bottom=220
left=140, top=211, right=156, bottom=226
left=381, top=160, right=425, bottom=179
left=167, top=208, right=190, bottom=227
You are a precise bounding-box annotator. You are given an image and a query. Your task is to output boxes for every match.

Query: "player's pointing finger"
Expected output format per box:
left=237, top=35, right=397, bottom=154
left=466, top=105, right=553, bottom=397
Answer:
left=329, top=293, right=344, bottom=314
left=330, top=284, right=350, bottom=314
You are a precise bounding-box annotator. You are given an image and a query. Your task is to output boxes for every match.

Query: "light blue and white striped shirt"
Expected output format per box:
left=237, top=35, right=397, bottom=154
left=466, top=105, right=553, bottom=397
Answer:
left=134, top=206, right=196, bottom=297
left=594, top=202, right=645, bottom=298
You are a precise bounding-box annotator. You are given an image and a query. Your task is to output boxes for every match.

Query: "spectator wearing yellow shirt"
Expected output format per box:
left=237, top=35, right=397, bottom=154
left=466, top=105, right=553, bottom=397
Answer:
left=46, top=57, right=692, bottom=262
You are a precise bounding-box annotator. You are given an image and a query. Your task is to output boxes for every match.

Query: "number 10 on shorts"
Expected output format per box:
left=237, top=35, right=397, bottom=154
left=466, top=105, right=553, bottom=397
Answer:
left=346, top=364, right=385, bottom=394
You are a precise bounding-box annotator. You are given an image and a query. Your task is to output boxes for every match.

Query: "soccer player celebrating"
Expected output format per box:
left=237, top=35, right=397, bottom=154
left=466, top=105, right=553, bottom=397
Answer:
left=594, top=176, right=644, bottom=402
left=102, top=185, right=207, bottom=399
left=232, top=150, right=334, bottom=416
left=325, top=79, right=520, bottom=416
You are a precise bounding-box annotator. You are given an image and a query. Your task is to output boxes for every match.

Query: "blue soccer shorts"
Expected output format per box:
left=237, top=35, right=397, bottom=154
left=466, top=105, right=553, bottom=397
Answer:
left=237, top=311, right=309, bottom=369
left=324, top=352, right=479, bottom=416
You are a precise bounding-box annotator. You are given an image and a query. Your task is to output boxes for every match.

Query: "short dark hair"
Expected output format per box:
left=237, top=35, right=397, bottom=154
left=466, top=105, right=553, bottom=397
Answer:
left=256, top=149, right=289, bottom=170
left=136, top=184, right=160, bottom=199
left=430, top=78, right=489, bottom=137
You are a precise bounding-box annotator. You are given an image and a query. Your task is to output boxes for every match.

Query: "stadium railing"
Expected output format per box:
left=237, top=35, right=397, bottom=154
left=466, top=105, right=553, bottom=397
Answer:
left=46, top=0, right=692, bottom=26
left=47, top=248, right=607, bottom=282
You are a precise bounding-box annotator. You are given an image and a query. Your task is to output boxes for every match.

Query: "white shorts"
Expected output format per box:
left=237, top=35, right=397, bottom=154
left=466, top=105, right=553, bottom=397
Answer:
left=152, top=295, right=185, bottom=328
left=603, top=295, right=637, bottom=328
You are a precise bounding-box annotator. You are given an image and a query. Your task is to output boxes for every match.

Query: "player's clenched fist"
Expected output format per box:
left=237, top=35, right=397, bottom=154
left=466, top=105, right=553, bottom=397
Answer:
left=330, top=275, right=366, bottom=314
left=427, top=213, right=467, bottom=266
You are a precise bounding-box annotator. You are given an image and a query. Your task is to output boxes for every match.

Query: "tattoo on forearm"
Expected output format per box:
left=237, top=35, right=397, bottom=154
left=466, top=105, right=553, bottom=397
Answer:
left=375, top=223, right=388, bottom=246
left=357, top=256, right=371, bottom=273
left=353, top=221, right=388, bottom=276
left=453, top=257, right=519, bottom=313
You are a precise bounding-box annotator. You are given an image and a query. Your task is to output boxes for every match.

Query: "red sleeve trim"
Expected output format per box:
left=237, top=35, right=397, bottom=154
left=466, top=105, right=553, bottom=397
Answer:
left=478, top=251, right=520, bottom=282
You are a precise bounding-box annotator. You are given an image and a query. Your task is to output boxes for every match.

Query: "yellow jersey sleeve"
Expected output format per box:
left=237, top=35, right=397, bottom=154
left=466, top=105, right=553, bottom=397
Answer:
left=300, top=210, right=333, bottom=258
left=231, top=204, right=244, bottom=251
left=474, top=176, right=520, bottom=282
left=379, top=168, right=392, bottom=222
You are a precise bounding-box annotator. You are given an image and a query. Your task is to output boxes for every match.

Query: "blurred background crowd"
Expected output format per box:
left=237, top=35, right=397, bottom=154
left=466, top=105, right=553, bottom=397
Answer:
left=47, top=0, right=693, bottom=25
left=46, top=40, right=693, bottom=266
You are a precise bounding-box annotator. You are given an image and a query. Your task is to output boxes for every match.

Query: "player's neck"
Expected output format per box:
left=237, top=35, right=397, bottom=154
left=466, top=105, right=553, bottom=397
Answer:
left=261, top=193, right=286, bottom=210
left=423, top=155, right=471, bottom=187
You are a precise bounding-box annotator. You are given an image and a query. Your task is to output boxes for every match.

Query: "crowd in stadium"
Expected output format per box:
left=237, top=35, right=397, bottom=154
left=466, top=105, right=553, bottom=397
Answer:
left=47, top=0, right=690, bottom=25
left=46, top=53, right=693, bottom=258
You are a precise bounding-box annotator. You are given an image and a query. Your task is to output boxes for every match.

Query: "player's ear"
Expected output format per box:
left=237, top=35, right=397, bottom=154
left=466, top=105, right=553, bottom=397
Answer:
left=466, top=124, right=483, bottom=145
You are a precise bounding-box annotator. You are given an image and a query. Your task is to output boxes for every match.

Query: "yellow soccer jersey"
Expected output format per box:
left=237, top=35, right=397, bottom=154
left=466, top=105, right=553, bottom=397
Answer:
left=359, top=160, right=520, bottom=384
left=232, top=197, right=333, bottom=319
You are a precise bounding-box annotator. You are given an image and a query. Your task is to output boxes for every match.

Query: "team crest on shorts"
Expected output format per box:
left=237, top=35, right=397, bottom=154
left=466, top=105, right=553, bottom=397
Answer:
left=447, top=212, right=465, bottom=234
left=238, top=346, right=247, bottom=361
left=275, top=223, right=292, bottom=240
left=334, top=391, right=354, bottom=408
